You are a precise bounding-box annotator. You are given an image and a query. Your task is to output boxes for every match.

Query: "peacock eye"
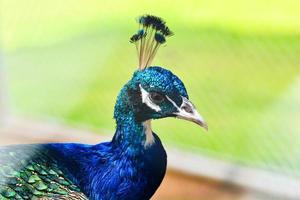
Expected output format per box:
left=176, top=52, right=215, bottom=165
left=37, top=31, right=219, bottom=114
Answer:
left=149, top=92, right=165, bottom=104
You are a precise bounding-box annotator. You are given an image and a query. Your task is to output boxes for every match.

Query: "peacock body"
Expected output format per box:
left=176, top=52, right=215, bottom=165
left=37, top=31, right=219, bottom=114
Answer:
left=0, top=15, right=207, bottom=200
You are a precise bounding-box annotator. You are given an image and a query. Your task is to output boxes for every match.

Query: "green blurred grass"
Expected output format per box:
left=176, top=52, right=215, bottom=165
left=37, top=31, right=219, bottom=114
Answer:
left=3, top=0, right=300, bottom=50
left=2, top=0, right=300, bottom=175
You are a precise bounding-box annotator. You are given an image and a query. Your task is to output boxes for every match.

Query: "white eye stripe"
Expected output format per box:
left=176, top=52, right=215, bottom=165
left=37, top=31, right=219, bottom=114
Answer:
left=166, top=95, right=180, bottom=110
left=139, top=84, right=161, bottom=112
left=167, top=95, right=193, bottom=113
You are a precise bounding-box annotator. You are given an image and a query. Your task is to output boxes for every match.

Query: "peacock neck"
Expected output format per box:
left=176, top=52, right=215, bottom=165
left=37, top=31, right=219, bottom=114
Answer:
left=112, top=111, right=151, bottom=150
left=113, top=83, right=155, bottom=149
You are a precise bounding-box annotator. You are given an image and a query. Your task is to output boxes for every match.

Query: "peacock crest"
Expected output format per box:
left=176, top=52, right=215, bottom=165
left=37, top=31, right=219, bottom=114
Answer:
left=130, top=15, right=173, bottom=70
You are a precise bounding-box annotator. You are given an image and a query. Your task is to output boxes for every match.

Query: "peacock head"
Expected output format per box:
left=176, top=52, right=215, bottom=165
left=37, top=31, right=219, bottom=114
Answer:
left=114, top=15, right=207, bottom=130
left=114, top=66, right=207, bottom=130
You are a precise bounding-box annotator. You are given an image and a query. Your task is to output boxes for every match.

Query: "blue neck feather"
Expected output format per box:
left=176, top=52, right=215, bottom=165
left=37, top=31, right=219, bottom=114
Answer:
left=112, top=82, right=147, bottom=149
left=113, top=111, right=146, bottom=150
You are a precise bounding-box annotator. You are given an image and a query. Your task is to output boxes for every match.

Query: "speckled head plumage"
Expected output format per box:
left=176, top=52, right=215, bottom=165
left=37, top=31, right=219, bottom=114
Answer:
left=114, top=15, right=207, bottom=131
left=114, top=66, right=188, bottom=122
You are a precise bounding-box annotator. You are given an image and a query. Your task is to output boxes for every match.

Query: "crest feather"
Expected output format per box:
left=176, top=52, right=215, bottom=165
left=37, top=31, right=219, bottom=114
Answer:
left=129, top=15, right=173, bottom=70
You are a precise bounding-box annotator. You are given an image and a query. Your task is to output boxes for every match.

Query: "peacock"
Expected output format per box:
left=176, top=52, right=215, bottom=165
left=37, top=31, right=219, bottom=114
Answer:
left=0, top=15, right=207, bottom=200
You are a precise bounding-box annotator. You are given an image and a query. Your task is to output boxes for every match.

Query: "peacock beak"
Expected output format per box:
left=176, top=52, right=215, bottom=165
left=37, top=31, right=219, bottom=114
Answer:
left=172, top=96, right=208, bottom=131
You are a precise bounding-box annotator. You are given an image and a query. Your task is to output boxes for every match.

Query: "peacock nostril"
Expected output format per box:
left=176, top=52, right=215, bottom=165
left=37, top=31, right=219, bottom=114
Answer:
left=182, top=105, right=193, bottom=114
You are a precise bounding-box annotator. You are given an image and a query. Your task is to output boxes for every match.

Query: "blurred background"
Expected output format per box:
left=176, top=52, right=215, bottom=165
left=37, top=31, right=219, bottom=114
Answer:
left=1, top=0, right=300, bottom=199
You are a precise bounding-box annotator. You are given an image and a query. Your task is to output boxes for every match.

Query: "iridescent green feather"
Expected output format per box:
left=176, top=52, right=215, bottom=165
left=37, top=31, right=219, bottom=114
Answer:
left=0, top=145, right=87, bottom=200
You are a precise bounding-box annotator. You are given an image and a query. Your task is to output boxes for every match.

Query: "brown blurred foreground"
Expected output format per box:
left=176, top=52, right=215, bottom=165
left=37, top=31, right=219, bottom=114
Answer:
left=153, top=170, right=244, bottom=200
left=0, top=118, right=246, bottom=200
